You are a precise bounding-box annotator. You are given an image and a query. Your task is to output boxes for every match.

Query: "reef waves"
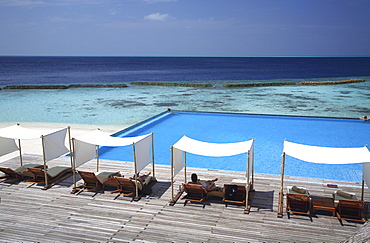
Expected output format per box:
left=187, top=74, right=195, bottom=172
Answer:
left=131, top=81, right=213, bottom=88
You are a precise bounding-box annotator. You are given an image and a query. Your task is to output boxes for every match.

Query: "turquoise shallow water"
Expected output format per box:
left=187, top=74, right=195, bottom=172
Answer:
left=1, top=76, right=369, bottom=128
left=99, top=111, right=370, bottom=183
left=1, top=76, right=370, bottom=182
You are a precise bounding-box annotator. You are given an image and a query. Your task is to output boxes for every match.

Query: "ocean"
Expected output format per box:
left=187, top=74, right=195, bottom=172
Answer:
left=0, top=56, right=370, bottom=127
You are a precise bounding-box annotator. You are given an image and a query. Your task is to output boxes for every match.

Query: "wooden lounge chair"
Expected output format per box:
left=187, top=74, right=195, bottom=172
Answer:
left=75, top=170, right=120, bottom=192
left=112, top=174, right=154, bottom=200
left=181, top=183, right=208, bottom=207
left=286, top=193, right=312, bottom=221
left=112, top=177, right=137, bottom=197
left=287, top=185, right=309, bottom=195
left=0, top=164, right=43, bottom=182
left=223, top=184, right=246, bottom=206
left=333, top=190, right=357, bottom=207
left=27, top=166, right=72, bottom=189
left=336, top=199, right=366, bottom=225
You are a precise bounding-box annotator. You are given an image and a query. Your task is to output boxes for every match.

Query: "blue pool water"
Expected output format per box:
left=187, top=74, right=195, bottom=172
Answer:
left=100, top=111, right=370, bottom=183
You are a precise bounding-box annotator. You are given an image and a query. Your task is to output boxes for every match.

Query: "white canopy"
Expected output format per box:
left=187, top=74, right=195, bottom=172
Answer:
left=173, top=135, right=254, bottom=157
left=170, top=135, right=254, bottom=213
left=73, top=129, right=153, bottom=172
left=75, top=129, right=150, bottom=147
left=0, top=137, right=18, bottom=157
left=72, top=129, right=154, bottom=195
left=277, top=140, right=370, bottom=217
left=0, top=124, right=70, bottom=164
left=0, top=125, right=57, bottom=140
left=283, top=140, right=370, bottom=164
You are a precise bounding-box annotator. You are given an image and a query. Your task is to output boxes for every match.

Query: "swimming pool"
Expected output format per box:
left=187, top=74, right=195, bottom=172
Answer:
left=99, top=111, right=370, bottom=182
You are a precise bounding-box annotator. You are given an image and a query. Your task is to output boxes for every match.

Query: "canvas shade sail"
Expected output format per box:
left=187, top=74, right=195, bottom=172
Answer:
left=277, top=140, right=370, bottom=217
left=170, top=135, right=254, bottom=211
left=173, top=135, right=254, bottom=157
left=73, top=129, right=153, bottom=170
left=0, top=125, right=56, bottom=140
left=283, top=140, right=370, bottom=164
left=42, top=128, right=70, bottom=162
left=0, top=137, right=19, bottom=156
left=172, top=135, right=254, bottom=177
left=0, top=125, right=69, bottom=160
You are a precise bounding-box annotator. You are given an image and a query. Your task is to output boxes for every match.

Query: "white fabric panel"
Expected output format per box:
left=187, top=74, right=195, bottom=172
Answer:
left=74, top=139, right=96, bottom=168
left=134, top=133, right=152, bottom=173
left=75, top=129, right=150, bottom=146
left=172, top=147, right=184, bottom=177
left=0, top=137, right=19, bottom=156
left=172, top=136, right=253, bottom=157
left=283, top=140, right=370, bottom=164
left=0, top=125, right=56, bottom=139
left=43, top=128, right=69, bottom=162
left=248, top=139, right=254, bottom=177
left=363, top=163, right=370, bottom=192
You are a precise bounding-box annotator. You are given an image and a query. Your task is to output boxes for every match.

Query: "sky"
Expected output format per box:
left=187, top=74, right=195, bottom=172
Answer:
left=0, top=0, right=369, bottom=57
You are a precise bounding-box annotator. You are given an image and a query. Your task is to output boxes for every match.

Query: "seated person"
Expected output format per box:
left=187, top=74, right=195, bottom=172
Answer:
left=188, top=173, right=220, bottom=191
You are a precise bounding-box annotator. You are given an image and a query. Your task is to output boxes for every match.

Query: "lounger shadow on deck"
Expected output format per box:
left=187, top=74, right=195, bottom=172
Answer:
left=26, top=166, right=73, bottom=190
left=148, top=181, right=171, bottom=199
left=249, top=190, right=274, bottom=212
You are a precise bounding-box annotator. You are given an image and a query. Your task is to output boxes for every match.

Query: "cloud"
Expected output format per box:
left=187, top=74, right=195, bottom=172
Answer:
left=109, top=8, right=117, bottom=15
left=0, top=0, right=45, bottom=6
left=0, top=0, right=102, bottom=7
left=144, top=12, right=169, bottom=21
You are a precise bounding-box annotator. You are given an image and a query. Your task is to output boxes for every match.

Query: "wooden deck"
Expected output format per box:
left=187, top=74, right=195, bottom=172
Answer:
left=0, top=154, right=369, bottom=242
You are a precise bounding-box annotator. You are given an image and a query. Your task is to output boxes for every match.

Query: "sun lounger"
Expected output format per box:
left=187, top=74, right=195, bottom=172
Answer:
left=335, top=199, right=366, bottom=225
left=287, top=185, right=309, bottom=195
left=223, top=184, right=246, bottom=206
left=0, top=164, right=43, bottom=182
left=333, top=190, right=357, bottom=207
left=75, top=170, right=120, bottom=192
left=286, top=193, right=312, bottom=221
left=112, top=173, right=154, bottom=199
left=181, top=183, right=208, bottom=207
left=27, top=166, right=72, bottom=189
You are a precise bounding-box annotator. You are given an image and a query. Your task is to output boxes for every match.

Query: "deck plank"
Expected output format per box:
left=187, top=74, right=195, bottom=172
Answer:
left=0, top=154, right=368, bottom=242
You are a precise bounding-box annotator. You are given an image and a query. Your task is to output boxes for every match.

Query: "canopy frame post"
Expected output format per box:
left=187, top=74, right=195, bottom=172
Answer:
left=18, top=139, right=23, bottom=166
left=170, top=146, right=174, bottom=201
left=277, top=152, right=286, bottom=218
left=244, top=149, right=251, bottom=214
left=362, top=144, right=368, bottom=201
left=71, top=138, right=77, bottom=192
left=67, top=126, right=73, bottom=169
left=151, top=132, right=155, bottom=178
left=184, top=151, right=187, bottom=183
left=251, top=138, right=255, bottom=190
left=132, top=142, right=140, bottom=201
left=41, top=135, right=48, bottom=189
left=95, top=145, right=99, bottom=172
